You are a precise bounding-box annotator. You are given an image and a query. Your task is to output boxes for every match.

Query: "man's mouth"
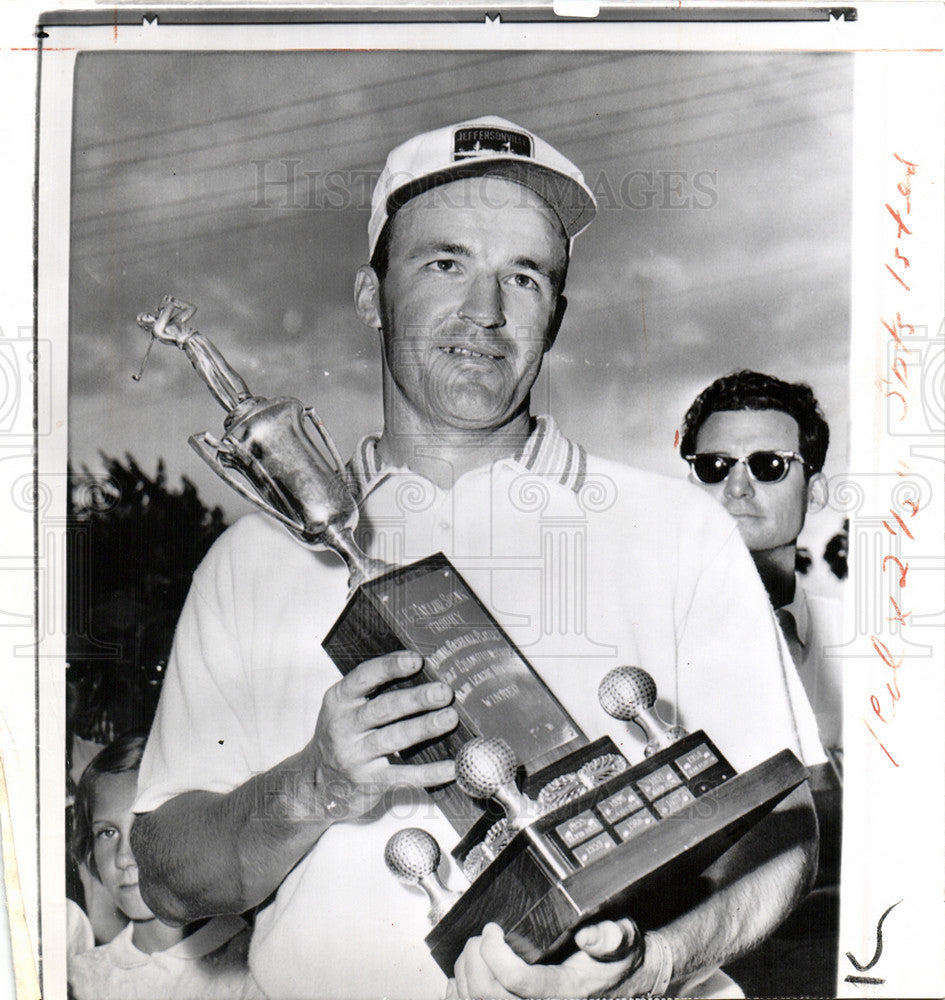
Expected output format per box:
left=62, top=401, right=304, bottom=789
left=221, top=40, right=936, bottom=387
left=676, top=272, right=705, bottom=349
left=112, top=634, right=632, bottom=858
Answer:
left=438, top=345, right=504, bottom=361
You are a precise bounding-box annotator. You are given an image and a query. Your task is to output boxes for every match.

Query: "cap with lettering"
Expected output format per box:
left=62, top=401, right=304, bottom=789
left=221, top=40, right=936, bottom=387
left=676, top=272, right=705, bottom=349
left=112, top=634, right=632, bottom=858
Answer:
left=368, top=115, right=597, bottom=256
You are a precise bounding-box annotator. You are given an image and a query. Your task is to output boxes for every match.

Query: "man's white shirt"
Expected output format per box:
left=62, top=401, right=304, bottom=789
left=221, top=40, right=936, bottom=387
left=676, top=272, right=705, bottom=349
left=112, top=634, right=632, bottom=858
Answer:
left=135, top=416, right=824, bottom=1000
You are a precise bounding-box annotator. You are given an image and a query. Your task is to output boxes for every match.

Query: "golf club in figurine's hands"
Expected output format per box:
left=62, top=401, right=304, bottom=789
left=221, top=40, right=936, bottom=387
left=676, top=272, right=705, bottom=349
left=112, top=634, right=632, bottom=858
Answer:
left=137, top=298, right=810, bottom=975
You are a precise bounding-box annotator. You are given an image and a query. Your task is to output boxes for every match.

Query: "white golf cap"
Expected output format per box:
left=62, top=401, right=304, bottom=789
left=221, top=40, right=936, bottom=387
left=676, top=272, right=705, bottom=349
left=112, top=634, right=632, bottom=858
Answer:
left=368, top=115, right=597, bottom=257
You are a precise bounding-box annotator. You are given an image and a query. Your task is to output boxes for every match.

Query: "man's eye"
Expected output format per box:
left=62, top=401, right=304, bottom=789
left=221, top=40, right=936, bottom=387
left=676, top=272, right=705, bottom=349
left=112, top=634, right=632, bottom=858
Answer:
left=510, top=273, right=539, bottom=290
left=430, top=259, right=458, bottom=272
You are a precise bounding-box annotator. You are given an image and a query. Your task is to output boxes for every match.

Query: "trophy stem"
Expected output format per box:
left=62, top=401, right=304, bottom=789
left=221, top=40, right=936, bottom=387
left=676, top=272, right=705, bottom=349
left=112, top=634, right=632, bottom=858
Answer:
left=495, top=786, right=544, bottom=831
left=419, top=874, right=460, bottom=924
left=635, top=707, right=686, bottom=757
left=323, top=523, right=392, bottom=592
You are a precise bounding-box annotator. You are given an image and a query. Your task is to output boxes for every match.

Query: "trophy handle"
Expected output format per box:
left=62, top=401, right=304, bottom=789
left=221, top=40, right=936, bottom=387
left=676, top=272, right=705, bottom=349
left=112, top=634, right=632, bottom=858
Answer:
left=302, top=405, right=346, bottom=476
left=189, top=432, right=308, bottom=536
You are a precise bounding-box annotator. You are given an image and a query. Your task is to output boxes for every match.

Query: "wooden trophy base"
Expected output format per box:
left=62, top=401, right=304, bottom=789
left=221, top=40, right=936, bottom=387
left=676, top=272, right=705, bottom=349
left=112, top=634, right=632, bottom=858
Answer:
left=426, top=733, right=809, bottom=974
left=321, top=554, right=809, bottom=975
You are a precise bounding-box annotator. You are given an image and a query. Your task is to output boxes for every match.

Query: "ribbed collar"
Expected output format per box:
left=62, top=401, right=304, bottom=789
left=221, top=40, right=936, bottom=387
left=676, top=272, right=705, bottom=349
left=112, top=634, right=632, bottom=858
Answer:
left=346, top=414, right=587, bottom=499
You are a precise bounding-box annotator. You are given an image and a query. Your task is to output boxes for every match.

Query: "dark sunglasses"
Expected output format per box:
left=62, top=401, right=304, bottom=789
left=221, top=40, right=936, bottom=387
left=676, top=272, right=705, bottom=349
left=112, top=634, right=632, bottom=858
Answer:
left=683, top=450, right=807, bottom=485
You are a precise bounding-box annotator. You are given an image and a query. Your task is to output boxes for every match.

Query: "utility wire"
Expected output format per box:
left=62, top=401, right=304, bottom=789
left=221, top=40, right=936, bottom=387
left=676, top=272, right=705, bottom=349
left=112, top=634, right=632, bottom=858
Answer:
left=74, top=62, right=846, bottom=236
left=74, top=53, right=518, bottom=153
left=73, top=98, right=849, bottom=269
left=73, top=52, right=624, bottom=183
left=76, top=53, right=809, bottom=190
left=74, top=88, right=849, bottom=257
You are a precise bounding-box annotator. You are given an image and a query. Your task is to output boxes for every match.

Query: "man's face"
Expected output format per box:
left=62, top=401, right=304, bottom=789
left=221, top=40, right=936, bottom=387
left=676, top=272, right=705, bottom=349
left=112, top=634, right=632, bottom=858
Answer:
left=356, top=176, right=568, bottom=434
left=692, top=408, right=823, bottom=554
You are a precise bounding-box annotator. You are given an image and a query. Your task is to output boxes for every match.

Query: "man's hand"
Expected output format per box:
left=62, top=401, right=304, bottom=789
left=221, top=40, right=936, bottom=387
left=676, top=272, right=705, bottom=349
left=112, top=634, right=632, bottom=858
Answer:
left=308, top=650, right=458, bottom=821
left=135, top=650, right=457, bottom=923
left=448, top=918, right=646, bottom=1000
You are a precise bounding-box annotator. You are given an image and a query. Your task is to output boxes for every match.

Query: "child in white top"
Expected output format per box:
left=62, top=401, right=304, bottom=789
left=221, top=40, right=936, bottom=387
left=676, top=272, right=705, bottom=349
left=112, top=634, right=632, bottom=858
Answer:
left=68, top=733, right=261, bottom=999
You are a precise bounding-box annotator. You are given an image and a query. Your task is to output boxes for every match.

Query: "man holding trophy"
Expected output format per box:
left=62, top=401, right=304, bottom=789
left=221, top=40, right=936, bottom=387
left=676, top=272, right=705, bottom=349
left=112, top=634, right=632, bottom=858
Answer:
left=131, top=117, right=825, bottom=999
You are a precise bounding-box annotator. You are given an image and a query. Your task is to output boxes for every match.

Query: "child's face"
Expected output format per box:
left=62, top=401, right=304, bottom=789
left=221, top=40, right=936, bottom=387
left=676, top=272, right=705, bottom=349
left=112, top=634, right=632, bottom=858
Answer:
left=91, top=770, right=155, bottom=921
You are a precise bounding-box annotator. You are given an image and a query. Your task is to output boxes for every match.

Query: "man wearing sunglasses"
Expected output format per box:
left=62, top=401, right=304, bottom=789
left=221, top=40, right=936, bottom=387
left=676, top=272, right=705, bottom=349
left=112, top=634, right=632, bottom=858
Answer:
left=679, top=371, right=843, bottom=995
left=679, top=370, right=841, bottom=758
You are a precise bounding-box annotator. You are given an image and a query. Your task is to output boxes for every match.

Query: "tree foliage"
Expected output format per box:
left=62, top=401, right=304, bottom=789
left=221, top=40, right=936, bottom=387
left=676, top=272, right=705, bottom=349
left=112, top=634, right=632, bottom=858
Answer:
left=66, top=455, right=227, bottom=743
left=823, top=519, right=849, bottom=581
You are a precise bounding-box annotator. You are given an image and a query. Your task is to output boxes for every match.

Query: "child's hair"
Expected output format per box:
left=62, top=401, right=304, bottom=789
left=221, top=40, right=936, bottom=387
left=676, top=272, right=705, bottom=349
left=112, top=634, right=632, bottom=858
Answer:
left=70, top=731, right=148, bottom=880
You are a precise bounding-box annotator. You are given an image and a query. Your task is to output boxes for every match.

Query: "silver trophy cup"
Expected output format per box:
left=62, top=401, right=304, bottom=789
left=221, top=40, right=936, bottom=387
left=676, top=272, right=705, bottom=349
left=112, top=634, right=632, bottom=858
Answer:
left=135, top=295, right=386, bottom=589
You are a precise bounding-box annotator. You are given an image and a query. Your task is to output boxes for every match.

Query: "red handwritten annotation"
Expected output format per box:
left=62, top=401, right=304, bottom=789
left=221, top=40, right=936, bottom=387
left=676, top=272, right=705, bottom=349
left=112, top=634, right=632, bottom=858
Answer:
left=865, top=153, right=922, bottom=768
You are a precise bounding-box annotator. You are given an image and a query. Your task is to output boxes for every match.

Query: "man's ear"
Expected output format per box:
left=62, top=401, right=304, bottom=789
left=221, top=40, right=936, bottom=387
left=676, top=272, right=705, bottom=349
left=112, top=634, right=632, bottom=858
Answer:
left=354, top=265, right=382, bottom=330
left=807, top=471, right=828, bottom=513
left=544, top=294, right=568, bottom=352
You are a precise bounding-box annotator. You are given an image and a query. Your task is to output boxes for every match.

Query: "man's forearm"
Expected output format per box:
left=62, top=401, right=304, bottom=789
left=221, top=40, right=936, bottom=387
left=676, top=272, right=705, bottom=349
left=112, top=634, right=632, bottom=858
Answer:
left=132, top=651, right=457, bottom=926
left=132, top=745, right=332, bottom=924
left=616, top=784, right=818, bottom=995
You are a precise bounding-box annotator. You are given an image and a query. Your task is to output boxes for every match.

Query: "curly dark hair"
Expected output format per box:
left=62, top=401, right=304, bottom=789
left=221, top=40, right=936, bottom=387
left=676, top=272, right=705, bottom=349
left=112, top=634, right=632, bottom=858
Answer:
left=70, top=730, right=148, bottom=881
left=680, top=370, right=829, bottom=477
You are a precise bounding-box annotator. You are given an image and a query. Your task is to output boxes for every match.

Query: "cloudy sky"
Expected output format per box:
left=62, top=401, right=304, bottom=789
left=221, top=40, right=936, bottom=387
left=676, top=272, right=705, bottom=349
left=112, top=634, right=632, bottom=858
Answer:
left=68, top=49, right=852, bottom=571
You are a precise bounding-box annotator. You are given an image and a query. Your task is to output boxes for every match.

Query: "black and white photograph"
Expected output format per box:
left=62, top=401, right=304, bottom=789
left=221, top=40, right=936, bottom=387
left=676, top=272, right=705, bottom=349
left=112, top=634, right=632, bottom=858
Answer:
left=5, top=6, right=944, bottom=1000
left=63, top=42, right=851, bottom=1000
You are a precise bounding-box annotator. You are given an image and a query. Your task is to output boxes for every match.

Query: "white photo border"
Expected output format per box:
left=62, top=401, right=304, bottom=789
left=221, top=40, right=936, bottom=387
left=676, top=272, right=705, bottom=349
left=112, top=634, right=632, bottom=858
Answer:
left=7, top=5, right=943, bottom=999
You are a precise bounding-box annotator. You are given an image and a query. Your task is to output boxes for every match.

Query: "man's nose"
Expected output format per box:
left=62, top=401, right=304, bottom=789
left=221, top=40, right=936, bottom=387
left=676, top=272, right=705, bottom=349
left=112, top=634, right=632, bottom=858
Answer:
left=458, top=274, right=505, bottom=329
left=724, top=460, right=755, bottom=499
